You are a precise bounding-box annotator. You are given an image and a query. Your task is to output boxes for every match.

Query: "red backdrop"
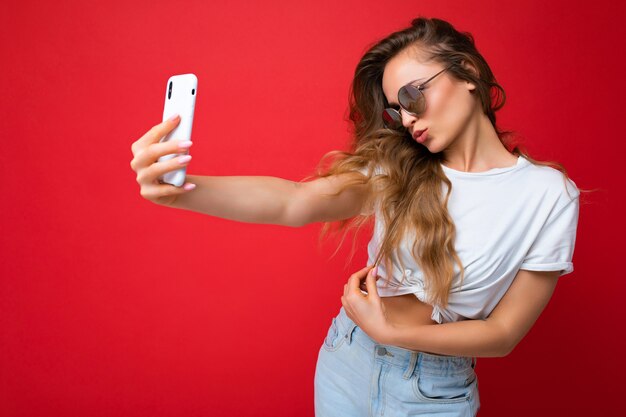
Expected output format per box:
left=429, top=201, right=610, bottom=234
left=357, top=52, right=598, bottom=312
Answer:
left=1, top=1, right=623, bottom=416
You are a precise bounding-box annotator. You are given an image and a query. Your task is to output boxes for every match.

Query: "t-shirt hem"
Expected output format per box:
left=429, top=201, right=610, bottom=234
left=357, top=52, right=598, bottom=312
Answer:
left=377, top=286, right=444, bottom=323
left=519, top=262, right=573, bottom=276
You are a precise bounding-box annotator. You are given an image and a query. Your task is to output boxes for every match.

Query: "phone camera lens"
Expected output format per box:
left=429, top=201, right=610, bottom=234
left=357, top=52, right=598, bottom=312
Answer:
left=192, top=89, right=195, bottom=95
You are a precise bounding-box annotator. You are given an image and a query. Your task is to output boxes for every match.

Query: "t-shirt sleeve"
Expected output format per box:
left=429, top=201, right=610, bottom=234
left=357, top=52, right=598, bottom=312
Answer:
left=354, top=164, right=383, bottom=176
left=520, top=191, right=580, bottom=277
left=356, top=166, right=368, bottom=175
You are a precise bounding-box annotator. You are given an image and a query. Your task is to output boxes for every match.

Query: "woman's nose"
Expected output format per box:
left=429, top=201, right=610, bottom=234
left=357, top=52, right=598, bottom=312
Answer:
left=400, top=108, right=418, bottom=129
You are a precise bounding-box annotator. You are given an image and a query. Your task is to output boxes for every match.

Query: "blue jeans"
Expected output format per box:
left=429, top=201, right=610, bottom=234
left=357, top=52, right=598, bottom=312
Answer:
left=314, top=306, right=480, bottom=417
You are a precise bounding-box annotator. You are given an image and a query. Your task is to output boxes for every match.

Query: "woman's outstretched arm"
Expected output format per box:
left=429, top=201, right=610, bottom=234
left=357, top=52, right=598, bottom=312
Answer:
left=170, top=170, right=371, bottom=226
left=130, top=116, right=371, bottom=226
left=384, top=269, right=560, bottom=358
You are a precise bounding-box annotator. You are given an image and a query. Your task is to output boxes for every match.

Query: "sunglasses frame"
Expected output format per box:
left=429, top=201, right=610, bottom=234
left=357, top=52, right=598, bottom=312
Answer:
left=382, top=64, right=455, bottom=130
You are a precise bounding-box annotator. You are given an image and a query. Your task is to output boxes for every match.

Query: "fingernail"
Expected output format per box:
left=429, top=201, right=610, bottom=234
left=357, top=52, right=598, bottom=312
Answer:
left=168, top=114, right=180, bottom=121
left=178, top=140, right=193, bottom=149
left=373, top=266, right=378, bottom=276
left=178, top=155, right=192, bottom=164
left=183, top=183, right=196, bottom=190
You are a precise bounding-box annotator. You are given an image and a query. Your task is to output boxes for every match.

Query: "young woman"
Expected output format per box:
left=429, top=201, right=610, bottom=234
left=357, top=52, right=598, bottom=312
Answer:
left=130, top=16, right=581, bottom=417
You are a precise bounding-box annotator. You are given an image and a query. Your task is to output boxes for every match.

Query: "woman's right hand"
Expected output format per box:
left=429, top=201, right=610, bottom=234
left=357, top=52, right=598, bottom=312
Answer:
left=129, top=114, right=196, bottom=207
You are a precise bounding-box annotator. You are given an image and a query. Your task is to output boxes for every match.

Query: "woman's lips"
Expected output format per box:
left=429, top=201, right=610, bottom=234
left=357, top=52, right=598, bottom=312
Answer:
left=413, top=128, right=429, bottom=143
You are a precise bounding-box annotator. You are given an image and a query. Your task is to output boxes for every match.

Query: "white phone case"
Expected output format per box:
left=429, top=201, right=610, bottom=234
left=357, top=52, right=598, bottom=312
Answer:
left=157, top=73, right=197, bottom=187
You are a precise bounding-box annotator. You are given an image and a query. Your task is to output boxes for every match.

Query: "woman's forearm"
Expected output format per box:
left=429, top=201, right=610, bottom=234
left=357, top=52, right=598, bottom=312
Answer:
left=168, top=174, right=300, bottom=226
left=386, top=318, right=510, bottom=358
left=383, top=269, right=559, bottom=358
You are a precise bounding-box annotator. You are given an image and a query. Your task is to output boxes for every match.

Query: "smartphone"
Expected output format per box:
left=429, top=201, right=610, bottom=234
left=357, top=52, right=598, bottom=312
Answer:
left=157, top=73, right=198, bottom=187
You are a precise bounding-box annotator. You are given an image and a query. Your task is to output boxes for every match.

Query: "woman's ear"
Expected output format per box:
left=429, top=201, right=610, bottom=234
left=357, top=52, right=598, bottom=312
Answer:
left=461, top=59, right=479, bottom=77
left=461, top=60, right=479, bottom=92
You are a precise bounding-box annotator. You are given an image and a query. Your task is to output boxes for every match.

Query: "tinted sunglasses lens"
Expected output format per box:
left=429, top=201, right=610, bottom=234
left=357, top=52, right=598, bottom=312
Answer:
left=382, top=108, right=403, bottom=129
left=398, top=85, right=425, bottom=115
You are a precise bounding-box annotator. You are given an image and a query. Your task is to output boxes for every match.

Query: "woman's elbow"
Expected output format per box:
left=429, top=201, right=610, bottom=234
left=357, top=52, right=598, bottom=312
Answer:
left=499, top=334, right=521, bottom=357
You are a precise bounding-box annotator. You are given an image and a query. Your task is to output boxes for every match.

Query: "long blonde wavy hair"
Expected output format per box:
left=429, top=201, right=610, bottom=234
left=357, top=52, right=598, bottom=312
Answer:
left=300, top=16, right=591, bottom=310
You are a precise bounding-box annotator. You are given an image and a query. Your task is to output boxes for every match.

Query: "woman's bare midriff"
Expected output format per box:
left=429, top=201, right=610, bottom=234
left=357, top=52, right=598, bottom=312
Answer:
left=380, top=293, right=439, bottom=327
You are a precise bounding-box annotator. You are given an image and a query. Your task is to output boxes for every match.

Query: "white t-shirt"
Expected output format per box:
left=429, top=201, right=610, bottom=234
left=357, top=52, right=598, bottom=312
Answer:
left=357, top=155, right=580, bottom=324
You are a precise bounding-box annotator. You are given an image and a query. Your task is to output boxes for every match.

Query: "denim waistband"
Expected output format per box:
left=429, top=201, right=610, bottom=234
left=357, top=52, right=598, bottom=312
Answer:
left=335, top=306, right=477, bottom=379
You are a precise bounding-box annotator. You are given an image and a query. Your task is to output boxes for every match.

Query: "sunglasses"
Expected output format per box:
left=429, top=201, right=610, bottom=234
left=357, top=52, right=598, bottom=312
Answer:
left=382, top=65, right=454, bottom=131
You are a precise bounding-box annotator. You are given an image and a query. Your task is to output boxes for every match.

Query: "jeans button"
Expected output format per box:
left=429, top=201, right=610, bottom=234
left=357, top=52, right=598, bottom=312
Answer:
left=377, top=347, right=387, bottom=356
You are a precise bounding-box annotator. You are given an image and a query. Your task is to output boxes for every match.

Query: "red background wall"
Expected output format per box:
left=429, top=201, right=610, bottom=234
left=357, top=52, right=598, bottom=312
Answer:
left=1, top=1, right=623, bottom=415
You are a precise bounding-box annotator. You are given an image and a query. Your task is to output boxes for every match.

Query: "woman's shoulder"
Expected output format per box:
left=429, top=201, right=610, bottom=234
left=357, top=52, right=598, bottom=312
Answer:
left=521, top=157, right=580, bottom=203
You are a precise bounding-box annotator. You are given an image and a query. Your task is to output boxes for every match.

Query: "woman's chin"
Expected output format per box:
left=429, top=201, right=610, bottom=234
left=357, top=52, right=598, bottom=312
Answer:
left=419, top=135, right=436, bottom=152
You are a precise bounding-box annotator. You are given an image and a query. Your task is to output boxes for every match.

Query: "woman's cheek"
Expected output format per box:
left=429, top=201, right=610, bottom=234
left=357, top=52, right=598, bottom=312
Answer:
left=427, top=88, right=456, bottom=122
left=433, top=89, right=472, bottom=136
